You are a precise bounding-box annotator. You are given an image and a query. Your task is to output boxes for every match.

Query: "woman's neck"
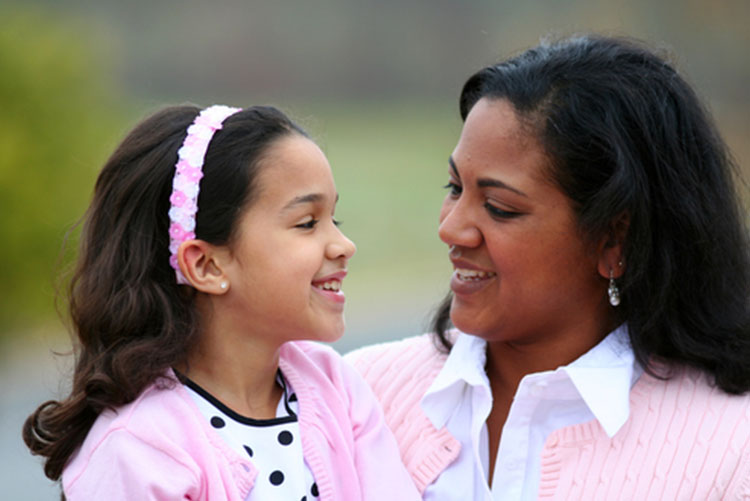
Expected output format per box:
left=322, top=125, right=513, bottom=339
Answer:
left=484, top=313, right=615, bottom=393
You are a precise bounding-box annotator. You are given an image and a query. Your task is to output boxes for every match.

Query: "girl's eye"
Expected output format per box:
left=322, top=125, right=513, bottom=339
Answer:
left=484, top=203, right=521, bottom=220
left=296, top=218, right=319, bottom=229
left=332, top=218, right=342, bottom=227
left=443, top=182, right=462, bottom=197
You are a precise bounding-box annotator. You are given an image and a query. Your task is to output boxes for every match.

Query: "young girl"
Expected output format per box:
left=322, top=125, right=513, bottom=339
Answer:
left=23, top=104, right=421, bottom=500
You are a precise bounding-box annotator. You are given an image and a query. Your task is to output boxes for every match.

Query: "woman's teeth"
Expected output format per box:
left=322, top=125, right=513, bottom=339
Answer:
left=315, top=281, right=341, bottom=291
left=456, top=268, right=496, bottom=280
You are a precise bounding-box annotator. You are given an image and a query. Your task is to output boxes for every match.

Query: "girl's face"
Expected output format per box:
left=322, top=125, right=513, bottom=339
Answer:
left=222, top=134, right=356, bottom=344
left=439, top=98, right=609, bottom=346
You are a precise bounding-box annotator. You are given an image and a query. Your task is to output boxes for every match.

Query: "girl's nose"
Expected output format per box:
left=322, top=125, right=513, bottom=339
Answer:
left=328, top=226, right=356, bottom=261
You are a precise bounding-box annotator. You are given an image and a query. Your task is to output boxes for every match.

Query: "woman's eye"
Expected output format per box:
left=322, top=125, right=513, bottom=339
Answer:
left=332, top=218, right=342, bottom=227
left=443, top=182, right=462, bottom=197
left=296, top=219, right=319, bottom=229
left=484, top=203, right=521, bottom=220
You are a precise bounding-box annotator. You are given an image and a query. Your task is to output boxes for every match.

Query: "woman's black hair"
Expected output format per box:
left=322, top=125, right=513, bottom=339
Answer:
left=23, top=104, right=307, bottom=481
left=432, top=34, right=750, bottom=394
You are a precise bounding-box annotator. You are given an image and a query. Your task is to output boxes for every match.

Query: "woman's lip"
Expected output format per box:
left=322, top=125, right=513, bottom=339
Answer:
left=449, top=258, right=493, bottom=273
left=449, top=269, right=496, bottom=296
left=448, top=259, right=496, bottom=296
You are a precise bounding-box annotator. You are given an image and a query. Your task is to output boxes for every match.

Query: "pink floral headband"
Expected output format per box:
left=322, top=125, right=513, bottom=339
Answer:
left=168, top=105, right=242, bottom=284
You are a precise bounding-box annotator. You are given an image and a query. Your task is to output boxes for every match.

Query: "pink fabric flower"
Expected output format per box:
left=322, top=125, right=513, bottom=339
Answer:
left=169, top=191, right=187, bottom=207
left=168, top=105, right=241, bottom=285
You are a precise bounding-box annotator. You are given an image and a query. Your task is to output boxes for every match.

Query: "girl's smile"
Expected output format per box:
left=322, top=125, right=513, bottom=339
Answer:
left=311, top=270, right=347, bottom=306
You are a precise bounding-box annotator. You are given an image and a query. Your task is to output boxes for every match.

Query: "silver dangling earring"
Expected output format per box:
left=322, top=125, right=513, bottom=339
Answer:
left=608, top=268, right=620, bottom=307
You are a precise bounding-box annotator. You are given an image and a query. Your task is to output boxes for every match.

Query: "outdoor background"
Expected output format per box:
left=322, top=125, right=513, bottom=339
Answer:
left=2, top=0, right=748, bottom=498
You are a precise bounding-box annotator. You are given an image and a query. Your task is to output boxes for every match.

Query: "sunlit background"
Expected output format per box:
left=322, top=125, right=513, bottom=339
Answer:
left=2, top=0, right=748, bottom=497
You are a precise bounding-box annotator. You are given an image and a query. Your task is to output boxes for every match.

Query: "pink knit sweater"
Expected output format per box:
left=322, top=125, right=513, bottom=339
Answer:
left=346, top=334, right=750, bottom=500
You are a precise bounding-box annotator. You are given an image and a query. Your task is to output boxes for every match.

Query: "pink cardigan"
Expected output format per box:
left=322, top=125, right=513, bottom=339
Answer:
left=63, top=341, right=420, bottom=501
left=346, top=334, right=750, bottom=500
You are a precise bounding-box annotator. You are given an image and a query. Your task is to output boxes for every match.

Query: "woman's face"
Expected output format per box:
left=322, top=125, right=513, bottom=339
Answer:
left=439, top=98, right=610, bottom=345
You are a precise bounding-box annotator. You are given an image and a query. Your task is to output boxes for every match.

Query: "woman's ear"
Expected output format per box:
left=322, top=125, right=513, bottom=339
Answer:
left=178, top=239, right=230, bottom=294
left=597, top=212, right=629, bottom=279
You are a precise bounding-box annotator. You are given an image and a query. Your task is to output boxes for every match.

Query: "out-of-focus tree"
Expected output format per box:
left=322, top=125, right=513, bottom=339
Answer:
left=0, top=5, right=124, bottom=339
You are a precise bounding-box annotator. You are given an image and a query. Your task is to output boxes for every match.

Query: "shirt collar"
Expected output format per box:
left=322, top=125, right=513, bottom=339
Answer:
left=421, top=332, right=488, bottom=430
left=562, top=323, right=641, bottom=437
left=420, top=324, right=641, bottom=437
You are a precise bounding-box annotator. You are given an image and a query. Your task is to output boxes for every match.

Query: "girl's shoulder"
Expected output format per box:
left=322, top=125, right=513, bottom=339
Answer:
left=62, top=374, right=208, bottom=493
left=66, top=373, right=200, bottom=455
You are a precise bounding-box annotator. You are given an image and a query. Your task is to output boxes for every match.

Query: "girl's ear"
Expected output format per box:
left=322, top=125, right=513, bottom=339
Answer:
left=597, top=212, right=629, bottom=279
left=178, top=240, right=230, bottom=294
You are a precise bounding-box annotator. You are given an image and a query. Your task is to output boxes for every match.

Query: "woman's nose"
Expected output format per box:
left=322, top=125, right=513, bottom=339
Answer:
left=438, top=198, right=482, bottom=249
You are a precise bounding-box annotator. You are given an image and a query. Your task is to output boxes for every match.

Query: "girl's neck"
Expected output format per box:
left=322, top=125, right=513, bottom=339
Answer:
left=181, top=314, right=285, bottom=420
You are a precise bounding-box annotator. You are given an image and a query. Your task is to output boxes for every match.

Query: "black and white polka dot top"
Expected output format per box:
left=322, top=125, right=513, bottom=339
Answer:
left=181, top=371, right=320, bottom=501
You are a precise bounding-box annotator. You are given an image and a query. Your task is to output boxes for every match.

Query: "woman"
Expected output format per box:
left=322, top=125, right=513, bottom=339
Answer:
left=346, top=35, right=750, bottom=500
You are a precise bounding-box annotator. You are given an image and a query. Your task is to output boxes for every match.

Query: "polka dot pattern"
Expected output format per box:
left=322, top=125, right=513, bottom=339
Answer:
left=270, top=470, right=285, bottom=486
left=183, top=370, right=317, bottom=500
left=278, top=430, right=293, bottom=446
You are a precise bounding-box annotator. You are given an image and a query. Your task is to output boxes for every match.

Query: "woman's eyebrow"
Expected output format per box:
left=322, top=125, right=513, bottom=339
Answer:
left=449, top=156, right=528, bottom=197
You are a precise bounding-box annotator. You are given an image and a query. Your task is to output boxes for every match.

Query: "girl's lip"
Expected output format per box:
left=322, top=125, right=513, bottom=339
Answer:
left=311, top=270, right=347, bottom=306
left=312, top=270, right=347, bottom=284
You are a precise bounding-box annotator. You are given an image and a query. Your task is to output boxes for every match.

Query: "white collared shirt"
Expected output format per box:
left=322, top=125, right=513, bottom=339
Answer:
left=420, top=325, right=641, bottom=501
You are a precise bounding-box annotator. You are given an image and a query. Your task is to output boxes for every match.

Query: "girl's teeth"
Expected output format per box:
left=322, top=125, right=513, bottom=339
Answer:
left=456, top=268, right=496, bottom=280
left=316, top=281, right=341, bottom=291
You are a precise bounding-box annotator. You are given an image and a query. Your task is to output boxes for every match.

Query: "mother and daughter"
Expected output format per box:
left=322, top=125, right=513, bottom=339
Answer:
left=24, top=34, right=750, bottom=500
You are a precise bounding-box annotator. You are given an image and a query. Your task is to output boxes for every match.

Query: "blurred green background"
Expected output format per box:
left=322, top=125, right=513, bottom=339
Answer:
left=1, top=0, right=748, bottom=498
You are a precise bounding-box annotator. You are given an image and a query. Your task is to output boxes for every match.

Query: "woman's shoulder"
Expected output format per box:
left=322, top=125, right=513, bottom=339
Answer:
left=346, top=333, right=446, bottom=369
left=627, top=365, right=750, bottom=458
left=344, top=333, right=451, bottom=400
left=636, top=364, right=750, bottom=401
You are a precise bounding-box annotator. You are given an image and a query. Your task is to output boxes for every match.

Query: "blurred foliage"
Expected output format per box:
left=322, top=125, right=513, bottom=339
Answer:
left=0, top=5, right=126, bottom=339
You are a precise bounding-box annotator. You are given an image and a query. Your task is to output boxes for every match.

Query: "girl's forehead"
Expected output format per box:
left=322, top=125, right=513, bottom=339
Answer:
left=251, top=136, right=337, bottom=209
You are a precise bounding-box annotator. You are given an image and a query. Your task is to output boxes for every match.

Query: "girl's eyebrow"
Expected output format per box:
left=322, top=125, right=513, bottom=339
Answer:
left=282, top=192, right=339, bottom=211
left=449, top=155, right=528, bottom=198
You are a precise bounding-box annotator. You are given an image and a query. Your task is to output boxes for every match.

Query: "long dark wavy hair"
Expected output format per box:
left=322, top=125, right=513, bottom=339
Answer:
left=432, top=34, right=750, bottom=395
left=23, top=104, right=307, bottom=481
